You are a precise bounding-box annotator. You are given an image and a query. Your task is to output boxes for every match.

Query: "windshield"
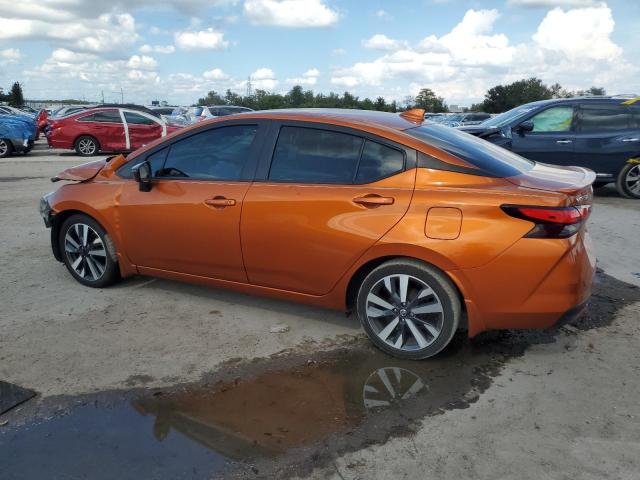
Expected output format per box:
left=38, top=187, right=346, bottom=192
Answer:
left=405, top=124, right=534, bottom=178
left=479, top=105, right=536, bottom=128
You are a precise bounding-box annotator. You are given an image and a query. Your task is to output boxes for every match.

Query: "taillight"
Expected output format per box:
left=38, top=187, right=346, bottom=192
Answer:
left=501, top=205, right=591, bottom=239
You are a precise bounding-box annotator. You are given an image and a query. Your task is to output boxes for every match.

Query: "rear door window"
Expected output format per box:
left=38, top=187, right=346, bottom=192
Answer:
left=268, top=127, right=363, bottom=184
left=158, top=125, right=258, bottom=180
left=529, top=106, right=574, bottom=132
left=579, top=104, right=633, bottom=131
left=355, top=141, right=405, bottom=184
left=124, top=112, right=156, bottom=126
left=78, top=110, right=122, bottom=123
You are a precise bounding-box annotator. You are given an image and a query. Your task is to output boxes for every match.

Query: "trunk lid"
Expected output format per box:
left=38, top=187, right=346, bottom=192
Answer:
left=507, top=162, right=596, bottom=203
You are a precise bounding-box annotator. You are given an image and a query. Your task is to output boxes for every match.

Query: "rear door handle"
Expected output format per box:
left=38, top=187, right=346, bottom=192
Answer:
left=556, top=139, right=572, bottom=144
left=204, top=196, right=236, bottom=208
left=353, top=194, right=395, bottom=206
left=621, top=138, right=639, bottom=142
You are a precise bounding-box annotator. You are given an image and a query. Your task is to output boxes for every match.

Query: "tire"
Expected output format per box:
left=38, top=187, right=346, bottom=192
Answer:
left=592, top=181, right=609, bottom=189
left=0, top=139, right=13, bottom=158
left=59, top=214, right=120, bottom=288
left=615, top=163, right=640, bottom=199
left=356, top=259, right=461, bottom=360
left=74, top=135, right=99, bottom=156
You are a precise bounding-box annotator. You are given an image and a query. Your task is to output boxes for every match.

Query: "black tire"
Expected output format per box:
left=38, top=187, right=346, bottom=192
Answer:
left=74, top=135, right=100, bottom=156
left=0, top=139, right=13, bottom=158
left=356, top=259, right=461, bottom=360
left=59, top=214, right=120, bottom=288
left=615, top=163, right=640, bottom=199
left=592, top=181, right=610, bottom=189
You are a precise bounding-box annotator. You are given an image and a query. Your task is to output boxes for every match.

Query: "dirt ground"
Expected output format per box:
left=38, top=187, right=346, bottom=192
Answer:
left=1, top=142, right=639, bottom=479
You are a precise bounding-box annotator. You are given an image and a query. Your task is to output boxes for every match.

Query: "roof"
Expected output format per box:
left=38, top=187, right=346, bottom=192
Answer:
left=235, top=108, right=423, bottom=131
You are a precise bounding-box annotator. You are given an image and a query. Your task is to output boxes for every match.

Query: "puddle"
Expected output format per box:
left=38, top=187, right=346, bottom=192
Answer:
left=1, top=270, right=637, bottom=479
left=0, top=339, right=506, bottom=480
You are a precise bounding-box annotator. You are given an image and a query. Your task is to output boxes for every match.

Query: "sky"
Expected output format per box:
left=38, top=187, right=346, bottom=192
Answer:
left=0, top=0, right=638, bottom=106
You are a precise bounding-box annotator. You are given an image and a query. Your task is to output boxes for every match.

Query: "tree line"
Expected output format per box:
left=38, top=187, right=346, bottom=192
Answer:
left=197, top=78, right=606, bottom=114
left=0, top=82, right=24, bottom=106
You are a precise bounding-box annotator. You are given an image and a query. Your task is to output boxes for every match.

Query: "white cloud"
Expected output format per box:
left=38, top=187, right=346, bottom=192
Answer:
left=139, top=44, right=175, bottom=54
left=244, top=0, right=339, bottom=27
left=286, top=68, right=320, bottom=85
left=508, top=0, right=596, bottom=7
left=174, top=28, right=229, bottom=50
left=362, top=34, right=407, bottom=51
left=332, top=48, right=346, bottom=56
left=375, top=9, right=388, bottom=18
left=202, top=68, right=229, bottom=80
left=250, top=67, right=278, bottom=90
left=0, top=48, right=21, bottom=61
left=331, top=76, right=359, bottom=87
left=127, top=55, right=158, bottom=70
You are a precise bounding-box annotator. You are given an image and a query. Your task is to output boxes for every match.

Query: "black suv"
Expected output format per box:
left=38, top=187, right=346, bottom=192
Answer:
left=460, top=97, right=640, bottom=198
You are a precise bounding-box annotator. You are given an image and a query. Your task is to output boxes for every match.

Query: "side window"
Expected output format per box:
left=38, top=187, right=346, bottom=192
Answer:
left=124, top=112, right=156, bottom=126
left=355, top=141, right=404, bottom=184
left=530, top=106, right=574, bottom=132
left=158, top=125, right=258, bottom=180
left=580, top=104, right=632, bottom=132
left=269, top=127, right=363, bottom=184
left=117, top=147, right=168, bottom=178
left=78, top=111, right=122, bottom=123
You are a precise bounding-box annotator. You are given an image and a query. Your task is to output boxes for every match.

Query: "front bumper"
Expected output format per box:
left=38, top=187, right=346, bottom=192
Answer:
left=39, top=193, right=55, bottom=228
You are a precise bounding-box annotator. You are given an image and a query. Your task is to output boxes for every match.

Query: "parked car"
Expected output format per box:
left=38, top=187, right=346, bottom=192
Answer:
left=440, top=112, right=491, bottom=127
left=46, top=106, right=182, bottom=156
left=0, top=114, right=36, bottom=157
left=0, top=105, right=35, bottom=118
left=51, top=105, right=92, bottom=118
left=40, top=108, right=595, bottom=359
left=207, top=105, right=254, bottom=117
left=460, top=96, right=640, bottom=198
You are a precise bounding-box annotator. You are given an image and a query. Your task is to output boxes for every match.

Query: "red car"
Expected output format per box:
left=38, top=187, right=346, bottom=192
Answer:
left=46, top=106, right=182, bottom=156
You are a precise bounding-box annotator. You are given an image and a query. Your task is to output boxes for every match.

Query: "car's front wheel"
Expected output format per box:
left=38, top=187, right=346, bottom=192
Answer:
left=59, top=214, right=120, bottom=287
left=356, top=259, right=461, bottom=360
left=0, top=139, right=13, bottom=158
left=616, top=163, right=640, bottom=199
left=74, top=135, right=99, bottom=156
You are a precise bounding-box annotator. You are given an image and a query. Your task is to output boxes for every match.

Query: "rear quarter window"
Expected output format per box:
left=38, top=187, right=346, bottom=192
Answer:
left=405, top=124, right=534, bottom=178
left=579, top=103, right=633, bottom=131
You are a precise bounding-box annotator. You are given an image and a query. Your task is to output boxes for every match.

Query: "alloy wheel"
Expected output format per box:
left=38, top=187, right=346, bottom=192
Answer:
left=365, top=274, right=444, bottom=352
left=625, top=165, right=640, bottom=195
left=78, top=138, right=96, bottom=155
left=0, top=140, right=8, bottom=157
left=64, top=223, right=107, bottom=281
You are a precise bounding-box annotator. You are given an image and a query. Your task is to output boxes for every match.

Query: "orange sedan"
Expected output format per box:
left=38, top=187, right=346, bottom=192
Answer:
left=39, top=109, right=596, bottom=359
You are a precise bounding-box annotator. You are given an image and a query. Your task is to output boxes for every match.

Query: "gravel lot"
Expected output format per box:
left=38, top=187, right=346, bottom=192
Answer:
left=1, top=141, right=639, bottom=479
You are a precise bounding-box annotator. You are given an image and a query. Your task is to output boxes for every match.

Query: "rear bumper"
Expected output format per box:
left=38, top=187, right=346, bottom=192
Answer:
left=9, top=138, right=34, bottom=153
left=453, top=229, right=596, bottom=336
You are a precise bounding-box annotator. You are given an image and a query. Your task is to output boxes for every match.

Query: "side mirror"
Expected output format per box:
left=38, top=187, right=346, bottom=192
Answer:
left=515, top=120, right=534, bottom=134
left=133, top=161, right=152, bottom=192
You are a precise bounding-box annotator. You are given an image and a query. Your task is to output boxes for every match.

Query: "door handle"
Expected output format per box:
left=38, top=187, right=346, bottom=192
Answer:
left=556, top=139, right=572, bottom=144
left=621, top=138, right=639, bottom=142
left=204, top=196, right=236, bottom=208
left=353, top=194, right=395, bottom=207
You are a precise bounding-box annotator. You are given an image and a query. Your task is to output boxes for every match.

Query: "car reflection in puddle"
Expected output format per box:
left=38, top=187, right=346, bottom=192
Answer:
left=1, top=339, right=506, bottom=479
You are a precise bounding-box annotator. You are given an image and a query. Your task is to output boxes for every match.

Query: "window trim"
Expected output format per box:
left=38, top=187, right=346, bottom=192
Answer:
left=116, top=121, right=266, bottom=182
left=256, top=121, right=411, bottom=185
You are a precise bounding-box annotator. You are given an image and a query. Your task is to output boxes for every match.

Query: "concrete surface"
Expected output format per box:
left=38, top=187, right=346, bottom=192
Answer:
left=1, top=141, right=639, bottom=479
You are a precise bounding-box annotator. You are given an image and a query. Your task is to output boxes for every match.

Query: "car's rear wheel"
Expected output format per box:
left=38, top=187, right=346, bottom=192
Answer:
left=356, top=259, right=461, bottom=360
left=616, top=163, right=640, bottom=199
left=0, top=139, right=13, bottom=158
left=75, top=135, right=99, bottom=156
left=59, top=214, right=120, bottom=287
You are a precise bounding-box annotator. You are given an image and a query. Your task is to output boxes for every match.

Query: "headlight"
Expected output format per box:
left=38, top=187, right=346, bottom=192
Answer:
left=39, top=192, right=54, bottom=227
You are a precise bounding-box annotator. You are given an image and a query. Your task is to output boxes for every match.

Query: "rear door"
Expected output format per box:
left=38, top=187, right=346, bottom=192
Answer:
left=511, top=104, right=577, bottom=165
left=76, top=110, right=126, bottom=151
left=573, top=102, right=639, bottom=177
left=122, top=110, right=165, bottom=151
left=241, top=124, right=415, bottom=296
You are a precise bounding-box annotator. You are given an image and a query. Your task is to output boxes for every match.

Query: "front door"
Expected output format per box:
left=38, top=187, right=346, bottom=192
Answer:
left=118, top=124, right=262, bottom=281
left=122, top=110, right=165, bottom=151
left=241, top=125, right=415, bottom=296
left=511, top=105, right=577, bottom=166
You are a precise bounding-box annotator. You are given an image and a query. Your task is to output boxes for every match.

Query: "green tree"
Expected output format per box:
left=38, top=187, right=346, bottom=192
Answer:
left=286, top=85, right=305, bottom=107
left=374, top=96, right=387, bottom=111
left=414, top=88, right=447, bottom=112
left=480, top=77, right=554, bottom=113
left=8, top=81, right=24, bottom=107
left=575, top=86, right=606, bottom=96
left=197, top=90, right=226, bottom=106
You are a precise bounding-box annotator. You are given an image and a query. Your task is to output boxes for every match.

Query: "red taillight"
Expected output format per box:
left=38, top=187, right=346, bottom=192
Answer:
left=501, top=205, right=590, bottom=239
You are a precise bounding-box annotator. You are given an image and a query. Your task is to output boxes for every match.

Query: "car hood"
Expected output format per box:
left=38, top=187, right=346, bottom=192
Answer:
left=51, top=155, right=127, bottom=182
left=507, top=162, right=596, bottom=196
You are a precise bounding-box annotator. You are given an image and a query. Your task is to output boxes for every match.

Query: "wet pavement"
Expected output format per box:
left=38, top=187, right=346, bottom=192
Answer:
left=1, top=270, right=638, bottom=479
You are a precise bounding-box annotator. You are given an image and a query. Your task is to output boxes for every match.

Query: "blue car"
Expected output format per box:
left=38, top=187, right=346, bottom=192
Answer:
left=0, top=114, right=36, bottom=158
left=460, top=96, right=640, bottom=198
